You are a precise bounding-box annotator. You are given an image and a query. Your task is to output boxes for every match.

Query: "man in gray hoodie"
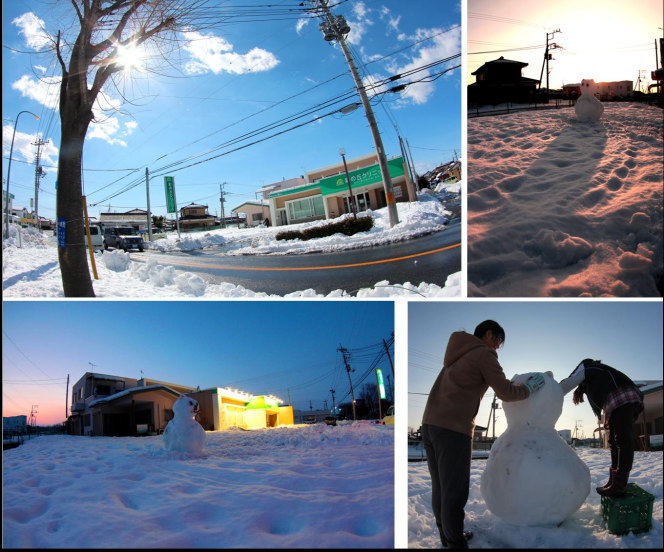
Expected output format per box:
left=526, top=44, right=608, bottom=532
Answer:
left=421, top=320, right=545, bottom=548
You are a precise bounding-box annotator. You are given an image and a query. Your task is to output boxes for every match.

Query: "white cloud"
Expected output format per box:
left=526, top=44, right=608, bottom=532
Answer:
left=182, top=31, right=279, bottom=75
left=12, top=75, right=60, bottom=109
left=13, top=12, right=51, bottom=50
left=296, top=18, right=309, bottom=34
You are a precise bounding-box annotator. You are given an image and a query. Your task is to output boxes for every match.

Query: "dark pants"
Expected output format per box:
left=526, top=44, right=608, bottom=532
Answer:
left=607, top=402, right=636, bottom=473
left=422, top=424, right=472, bottom=548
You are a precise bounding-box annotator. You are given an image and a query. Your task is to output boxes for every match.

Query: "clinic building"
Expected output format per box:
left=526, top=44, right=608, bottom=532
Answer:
left=267, top=153, right=416, bottom=227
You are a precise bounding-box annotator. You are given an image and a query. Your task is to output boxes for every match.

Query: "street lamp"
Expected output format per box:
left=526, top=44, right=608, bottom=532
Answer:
left=339, top=148, right=356, bottom=219
left=4, top=110, right=40, bottom=238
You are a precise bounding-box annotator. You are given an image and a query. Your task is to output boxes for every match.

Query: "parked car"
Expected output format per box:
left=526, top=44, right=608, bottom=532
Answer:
left=323, top=416, right=337, bottom=426
left=86, top=225, right=104, bottom=252
left=382, top=405, right=394, bottom=425
left=103, top=226, right=144, bottom=252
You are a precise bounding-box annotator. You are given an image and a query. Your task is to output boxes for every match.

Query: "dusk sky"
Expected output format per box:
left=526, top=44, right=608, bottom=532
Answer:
left=409, top=301, right=663, bottom=438
left=467, top=0, right=663, bottom=89
left=2, top=0, right=460, bottom=223
left=2, top=300, right=395, bottom=426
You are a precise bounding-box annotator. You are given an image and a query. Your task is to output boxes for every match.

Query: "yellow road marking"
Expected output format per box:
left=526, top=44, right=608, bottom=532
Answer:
left=142, top=242, right=461, bottom=272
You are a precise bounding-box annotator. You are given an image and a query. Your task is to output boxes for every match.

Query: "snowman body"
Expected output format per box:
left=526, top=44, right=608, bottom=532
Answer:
left=164, top=395, right=206, bottom=454
left=480, top=372, right=590, bottom=526
left=575, top=79, right=604, bottom=122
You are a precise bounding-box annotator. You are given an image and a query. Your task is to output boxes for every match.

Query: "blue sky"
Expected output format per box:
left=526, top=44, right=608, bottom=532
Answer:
left=409, top=301, right=663, bottom=437
left=2, top=0, right=461, bottom=222
left=2, top=300, right=395, bottom=425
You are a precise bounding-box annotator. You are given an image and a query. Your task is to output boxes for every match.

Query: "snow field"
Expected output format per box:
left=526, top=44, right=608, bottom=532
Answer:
left=2, top=423, right=394, bottom=549
left=468, top=102, right=663, bottom=297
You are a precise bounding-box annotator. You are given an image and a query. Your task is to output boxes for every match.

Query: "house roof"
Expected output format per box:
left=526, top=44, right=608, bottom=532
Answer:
left=231, top=200, right=268, bottom=212
left=88, top=384, right=181, bottom=407
left=472, top=56, right=529, bottom=75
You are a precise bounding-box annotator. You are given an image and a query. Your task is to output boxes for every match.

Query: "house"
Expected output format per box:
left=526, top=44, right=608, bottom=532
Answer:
left=267, top=153, right=415, bottom=227
left=231, top=200, right=270, bottom=227
left=68, top=372, right=196, bottom=436
left=468, top=56, right=540, bottom=105
left=67, top=372, right=294, bottom=436
left=635, top=381, right=663, bottom=450
left=178, top=203, right=216, bottom=231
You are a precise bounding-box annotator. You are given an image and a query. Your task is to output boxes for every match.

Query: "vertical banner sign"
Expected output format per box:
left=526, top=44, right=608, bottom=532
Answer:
left=164, top=176, right=176, bottom=213
left=376, top=368, right=386, bottom=400
left=57, top=217, right=67, bottom=248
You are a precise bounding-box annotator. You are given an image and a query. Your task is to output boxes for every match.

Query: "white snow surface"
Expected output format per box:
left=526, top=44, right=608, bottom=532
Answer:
left=410, top=448, right=663, bottom=548
left=3, top=423, right=394, bottom=548
left=481, top=373, right=590, bottom=526
left=468, top=102, right=663, bottom=297
left=2, top=196, right=461, bottom=298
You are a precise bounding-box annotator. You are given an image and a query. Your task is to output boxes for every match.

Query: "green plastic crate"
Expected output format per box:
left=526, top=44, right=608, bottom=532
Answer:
left=601, top=483, right=654, bottom=535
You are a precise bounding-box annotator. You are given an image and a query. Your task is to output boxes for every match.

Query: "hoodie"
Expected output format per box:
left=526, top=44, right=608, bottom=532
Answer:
left=422, top=331, right=530, bottom=436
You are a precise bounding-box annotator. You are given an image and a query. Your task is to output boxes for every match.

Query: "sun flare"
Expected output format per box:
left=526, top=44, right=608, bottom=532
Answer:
left=114, top=42, right=145, bottom=72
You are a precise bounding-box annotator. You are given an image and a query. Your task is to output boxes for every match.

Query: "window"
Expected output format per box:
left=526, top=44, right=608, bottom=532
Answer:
left=287, top=195, right=325, bottom=221
left=251, top=213, right=264, bottom=222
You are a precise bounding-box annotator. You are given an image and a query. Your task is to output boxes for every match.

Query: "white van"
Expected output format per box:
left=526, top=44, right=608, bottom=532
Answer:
left=86, top=224, right=104, bottom=252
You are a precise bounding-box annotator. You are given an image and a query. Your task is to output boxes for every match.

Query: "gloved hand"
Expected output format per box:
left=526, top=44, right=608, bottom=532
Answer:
left=525, top=374, right=545, bottom=393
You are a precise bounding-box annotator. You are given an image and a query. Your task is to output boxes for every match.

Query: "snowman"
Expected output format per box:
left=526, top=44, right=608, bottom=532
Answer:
left=480, top=372, right=590, bottom=526
left=574, top=79, right=604, bottom=122
left=163, top=395, right=206, bottom=454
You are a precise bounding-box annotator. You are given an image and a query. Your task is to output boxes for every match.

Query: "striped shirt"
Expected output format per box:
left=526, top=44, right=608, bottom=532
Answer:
left=603, top=386, right=644, bottom=425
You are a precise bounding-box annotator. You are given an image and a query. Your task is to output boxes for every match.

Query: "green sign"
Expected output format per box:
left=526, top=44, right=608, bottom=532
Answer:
left=268, top=183, right=321, bottom=199
left=376, top=368, right=386, bottom=400
left=318, top=157, right=405, bottom=196
left=164, top=176, right=176, bottom=213
left=246, top=395, right=280, bottom=410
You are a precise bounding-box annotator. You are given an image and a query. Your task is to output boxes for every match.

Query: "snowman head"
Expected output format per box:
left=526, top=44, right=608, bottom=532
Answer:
left=503, top=372, right=563, bottom=429
left=580, top=79, right=596, bottom=96
left=172, top=395, right=200, bottom=419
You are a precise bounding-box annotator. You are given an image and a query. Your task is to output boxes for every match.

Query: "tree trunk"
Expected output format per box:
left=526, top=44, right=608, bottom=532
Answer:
left=57, top=115, right=95, bottom=297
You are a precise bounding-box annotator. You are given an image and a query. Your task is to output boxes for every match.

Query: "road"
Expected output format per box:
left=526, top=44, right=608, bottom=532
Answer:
left=131, top=221, right=461, bottom=295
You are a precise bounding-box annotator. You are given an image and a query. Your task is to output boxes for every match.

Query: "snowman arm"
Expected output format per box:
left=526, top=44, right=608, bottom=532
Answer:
left=559, top=364, right=585, bottom=395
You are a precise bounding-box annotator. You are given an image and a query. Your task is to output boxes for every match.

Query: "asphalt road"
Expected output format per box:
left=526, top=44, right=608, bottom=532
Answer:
left=133, top=221, right=461, bottom=295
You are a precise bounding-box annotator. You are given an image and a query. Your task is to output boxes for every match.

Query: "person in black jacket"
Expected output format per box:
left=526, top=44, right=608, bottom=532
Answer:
left=560, top=359, right=644, bottom=497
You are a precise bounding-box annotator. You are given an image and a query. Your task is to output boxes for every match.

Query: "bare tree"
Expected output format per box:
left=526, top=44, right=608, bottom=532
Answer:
left=54, top=0, right=208, bottom=296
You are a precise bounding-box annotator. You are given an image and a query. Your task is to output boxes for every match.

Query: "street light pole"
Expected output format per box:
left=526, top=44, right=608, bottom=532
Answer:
left=4, top=110, right=40, bottom=239
left=339, top=148, right=356, bottom=218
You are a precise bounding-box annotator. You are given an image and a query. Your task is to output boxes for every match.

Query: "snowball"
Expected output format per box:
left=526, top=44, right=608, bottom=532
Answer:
left=481, top=372, right=590, bottom=526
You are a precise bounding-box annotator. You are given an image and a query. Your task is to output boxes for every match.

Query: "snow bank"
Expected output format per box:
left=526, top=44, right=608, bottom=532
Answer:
left=3, top=423, right=394, bottom=549
left=468, top=102, right=663, bottom=297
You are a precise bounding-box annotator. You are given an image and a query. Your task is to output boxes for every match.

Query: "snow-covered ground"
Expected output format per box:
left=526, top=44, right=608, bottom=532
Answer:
left=2, top=195, right=461, bottom=298
left=409, top=448, right=663, bottom=548
left=467, top=102, right=663, bottom=297
left=2, top=423, right=394, bottom=549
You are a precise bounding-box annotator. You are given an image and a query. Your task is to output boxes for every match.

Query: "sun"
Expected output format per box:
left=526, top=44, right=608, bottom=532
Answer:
left=114, top=41, right=145, bottom=73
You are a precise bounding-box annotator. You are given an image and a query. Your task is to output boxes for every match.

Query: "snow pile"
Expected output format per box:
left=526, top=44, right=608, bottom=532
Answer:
left=3, top=423, right=394, bottom=549
left=481, top=373, right=590, bottom=526
left=468, top=102, right=663, bottom=297
left=409, top=448, right=663, bottom=548
left=149, top=197, right=452, bottom=256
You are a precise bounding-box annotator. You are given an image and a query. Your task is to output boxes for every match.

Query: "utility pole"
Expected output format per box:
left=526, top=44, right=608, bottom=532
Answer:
left=145, top=168, right=152, bottom=241
left=338, top=345, right=356, bottom=420
left=539, top=30, right=561, bottom=100
left=330, top=388, right=336, bottom=415
left=219, top=182, right=227, bottom=228
left=32, top=138, right=48, bottom=230
left=312, top=0, right=399, bottom=227
left=382, top=337, right=394, bottom=381
left=65, top=374, right=70, bottom=421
